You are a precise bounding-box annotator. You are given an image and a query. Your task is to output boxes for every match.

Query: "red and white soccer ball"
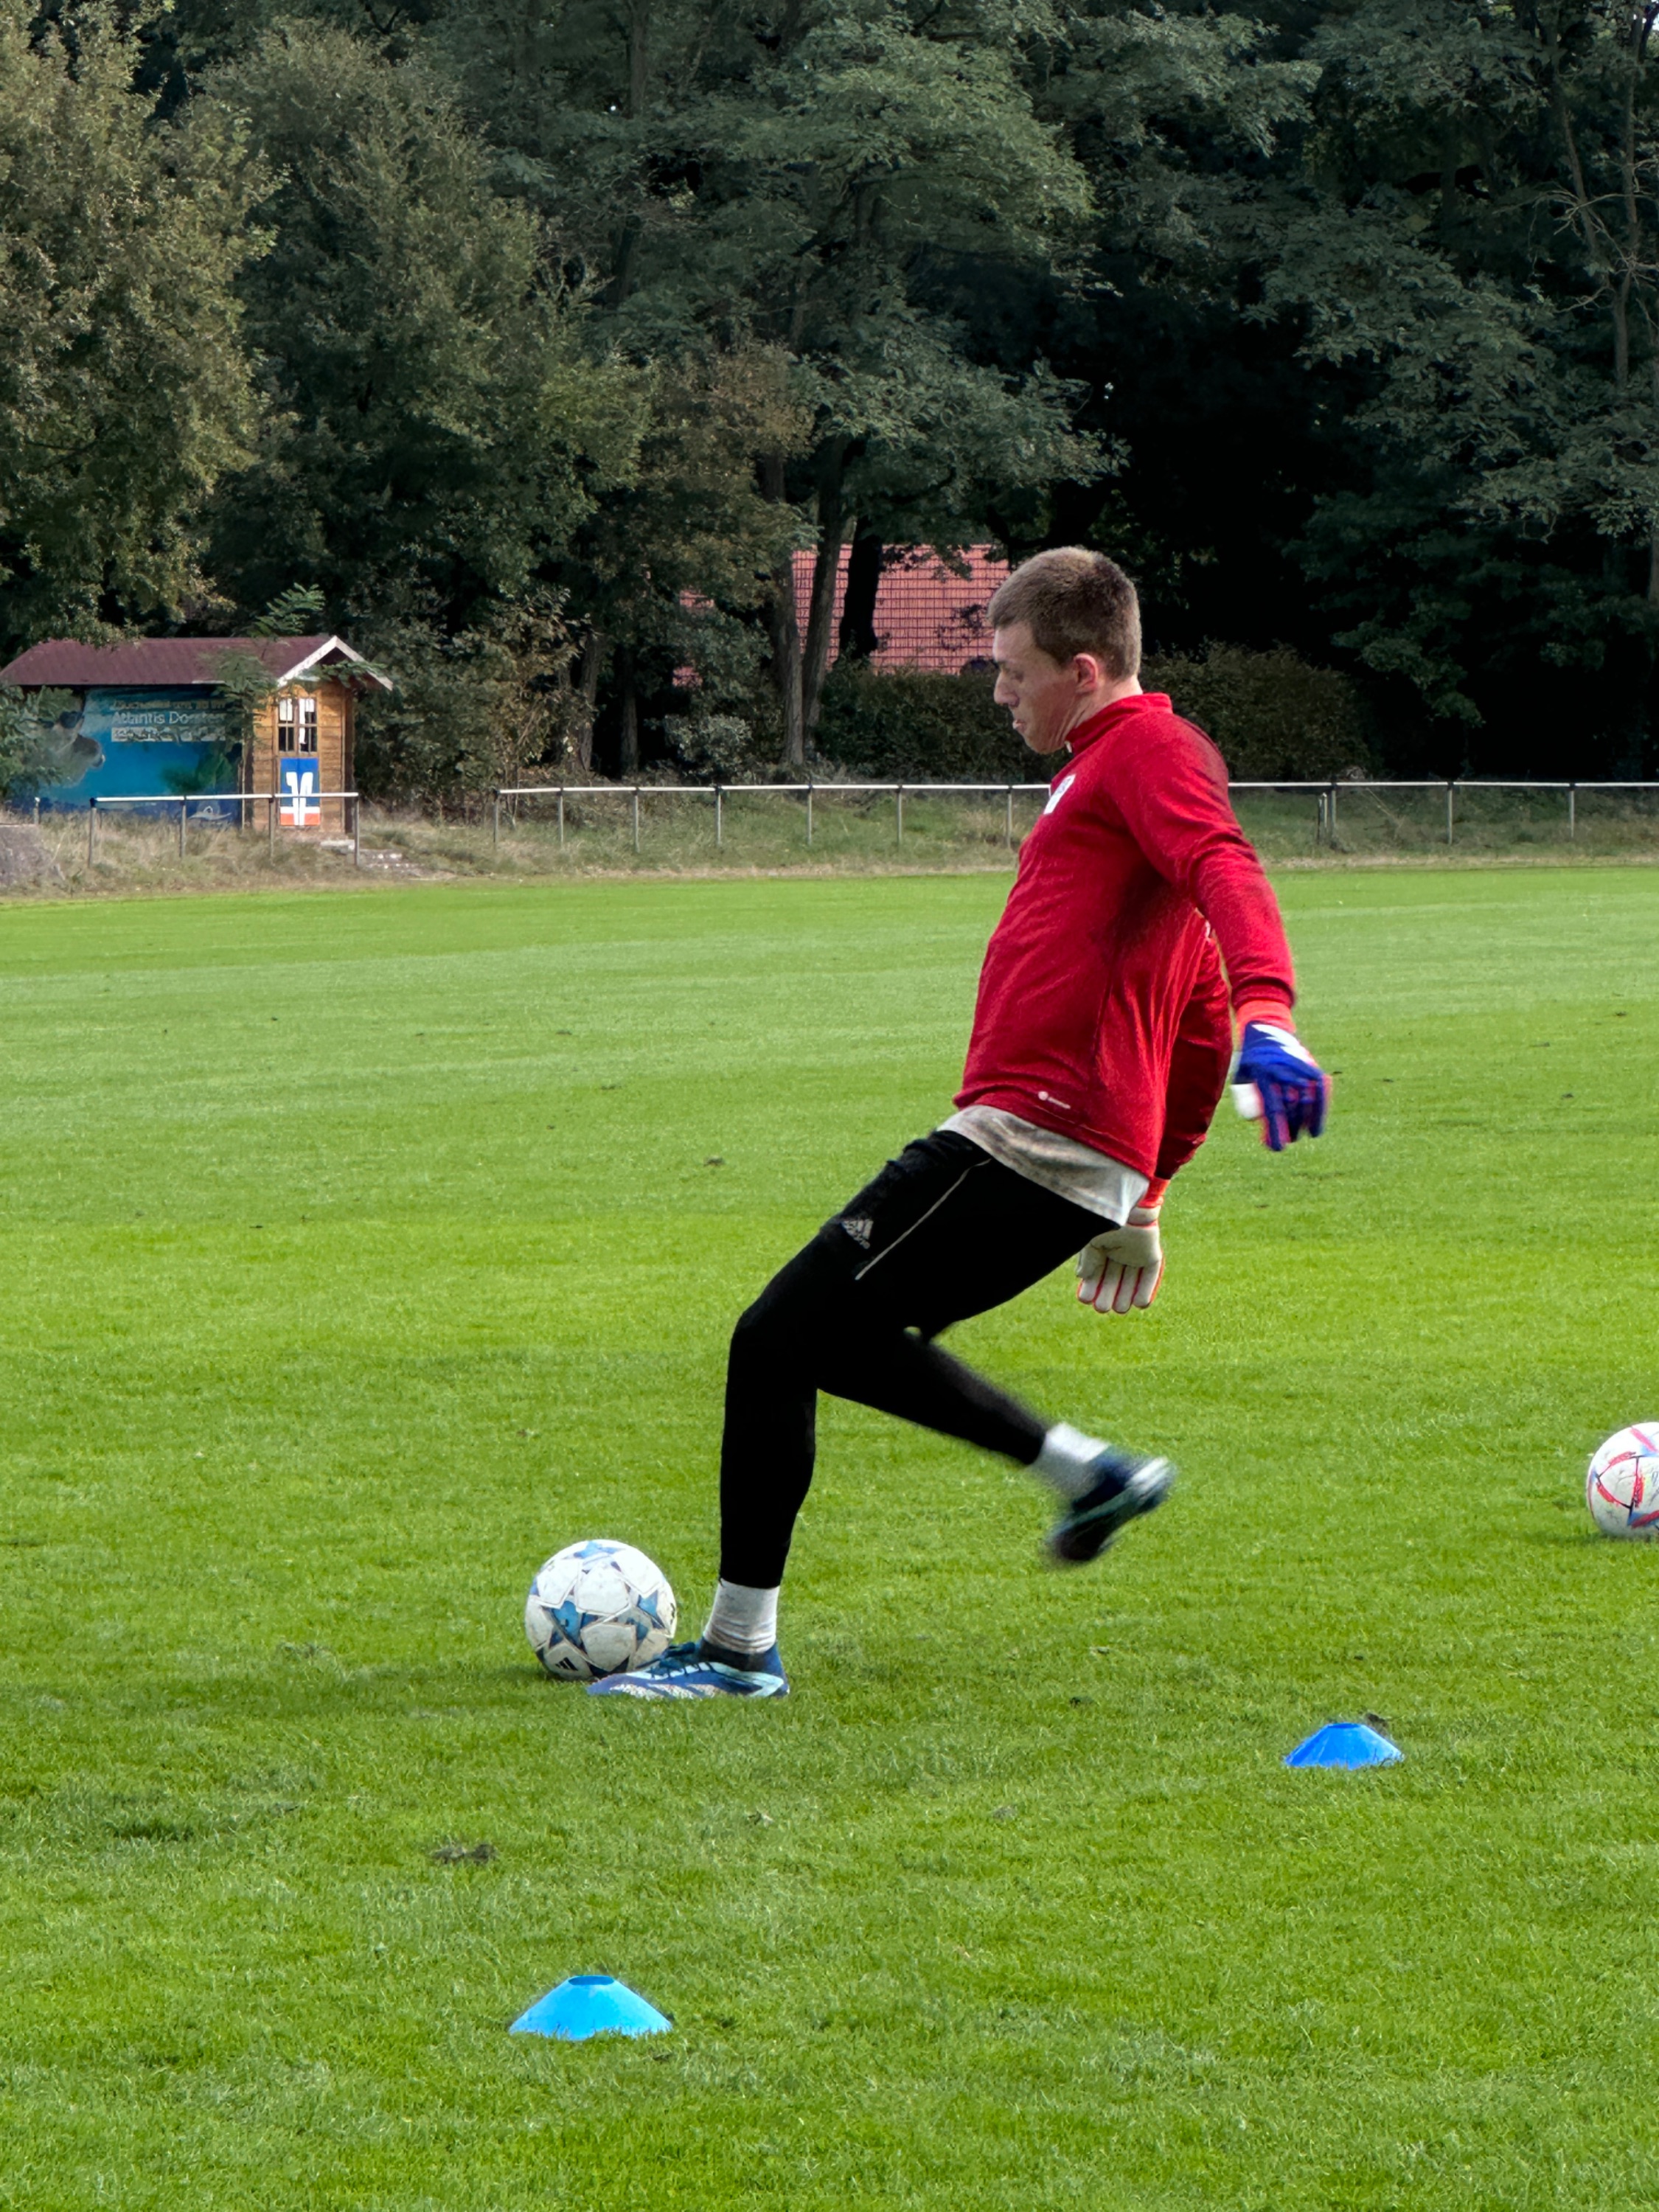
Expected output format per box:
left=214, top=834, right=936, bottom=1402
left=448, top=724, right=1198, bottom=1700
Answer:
left=1586, top=1425, right=1659, bottom=1540
left=525, top=1538, right=678, bottom=1680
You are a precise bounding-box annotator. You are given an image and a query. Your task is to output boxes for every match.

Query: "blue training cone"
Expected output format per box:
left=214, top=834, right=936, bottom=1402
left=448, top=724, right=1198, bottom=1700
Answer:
left=1284, top=1720, right=1403, bottom=1770
left=509, top=1975, right=672, bottom=2041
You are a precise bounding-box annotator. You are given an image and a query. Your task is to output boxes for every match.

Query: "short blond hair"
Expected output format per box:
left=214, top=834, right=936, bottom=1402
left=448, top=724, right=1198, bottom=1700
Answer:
left=987, top=548, right=1141, bottom=679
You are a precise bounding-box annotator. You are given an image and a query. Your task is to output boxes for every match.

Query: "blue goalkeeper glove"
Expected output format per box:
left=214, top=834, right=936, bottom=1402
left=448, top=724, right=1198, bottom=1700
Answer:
left=1232, top=1021, right=1330, bottom=1152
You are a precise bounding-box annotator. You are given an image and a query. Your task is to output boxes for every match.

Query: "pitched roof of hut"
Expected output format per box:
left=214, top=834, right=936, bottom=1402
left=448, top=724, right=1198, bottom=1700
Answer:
left=0, top=635, right=391, bottom=689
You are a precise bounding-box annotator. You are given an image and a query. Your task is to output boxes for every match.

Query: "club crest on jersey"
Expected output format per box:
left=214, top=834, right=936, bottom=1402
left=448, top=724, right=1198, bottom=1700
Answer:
left=840, top=1216, right=874, bottom=1248
left=1043, top=773, right=1077, bottom=815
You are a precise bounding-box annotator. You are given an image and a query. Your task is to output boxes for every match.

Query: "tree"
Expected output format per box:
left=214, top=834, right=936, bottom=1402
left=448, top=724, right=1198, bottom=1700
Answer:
left=353, top=586, right=583, bottom=799
left=1010, top=0, right=1327, bottom=658
left=0, top=685, right=77, bottom=799
left=1259, top=0, right=1659, bottom=765
left=556, top=347, right=808, bottom=773
left=0, top=0, right=262, bottom=658
left=438, top=0, right=1103, bottom=762
left=198, top=21, right=637, bottom=641
left=21, top=0, right=1659, bottom=778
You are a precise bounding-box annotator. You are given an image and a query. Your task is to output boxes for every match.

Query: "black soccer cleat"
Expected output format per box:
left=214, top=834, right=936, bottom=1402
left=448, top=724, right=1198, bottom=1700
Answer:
left=1046, top=1450, right=1175, bottom=1565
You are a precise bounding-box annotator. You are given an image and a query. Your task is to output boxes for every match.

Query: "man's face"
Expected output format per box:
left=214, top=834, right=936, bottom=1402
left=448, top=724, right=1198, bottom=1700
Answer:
left=992, top=622, right=1097, bottom=754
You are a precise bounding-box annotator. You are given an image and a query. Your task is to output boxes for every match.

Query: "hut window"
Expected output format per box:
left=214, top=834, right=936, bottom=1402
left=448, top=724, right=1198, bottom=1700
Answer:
left=277, top=693, right=319, bottom=753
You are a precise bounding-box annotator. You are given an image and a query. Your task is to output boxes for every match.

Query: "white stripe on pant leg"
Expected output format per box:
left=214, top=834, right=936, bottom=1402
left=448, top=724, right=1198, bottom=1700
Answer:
left=852, top=1167, right=977, bottom=1281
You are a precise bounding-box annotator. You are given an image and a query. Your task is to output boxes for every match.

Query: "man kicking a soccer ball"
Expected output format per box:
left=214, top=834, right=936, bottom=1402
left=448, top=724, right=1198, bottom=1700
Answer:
left=594, top=549, right=1329, bottom=1701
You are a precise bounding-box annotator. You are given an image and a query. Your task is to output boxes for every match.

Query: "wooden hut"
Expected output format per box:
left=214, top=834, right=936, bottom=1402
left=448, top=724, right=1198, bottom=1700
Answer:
left=0, top=635, right=391, bottom=837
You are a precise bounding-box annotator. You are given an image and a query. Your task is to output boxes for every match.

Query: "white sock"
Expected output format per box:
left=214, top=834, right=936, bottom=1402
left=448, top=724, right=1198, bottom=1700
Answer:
left=703, top=1579, right=780, bottom=1658
left=1031, top=1421, right=1111, bottom=1501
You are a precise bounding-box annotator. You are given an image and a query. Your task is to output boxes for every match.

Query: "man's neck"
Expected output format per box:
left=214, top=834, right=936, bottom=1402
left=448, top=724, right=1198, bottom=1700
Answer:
left=1060, top=675, right=1142, bottom=745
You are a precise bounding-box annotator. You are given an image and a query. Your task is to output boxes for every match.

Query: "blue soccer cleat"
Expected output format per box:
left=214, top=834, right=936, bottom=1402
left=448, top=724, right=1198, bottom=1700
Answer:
left=587, top=1639, right=790, bottom=1700
left=1046, top=1449, right=1175, bottom=1565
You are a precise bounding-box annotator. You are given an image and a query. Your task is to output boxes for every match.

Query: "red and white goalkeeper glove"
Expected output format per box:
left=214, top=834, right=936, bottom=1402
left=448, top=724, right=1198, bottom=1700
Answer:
left=1077, top=1197, right=1165, bottom=1315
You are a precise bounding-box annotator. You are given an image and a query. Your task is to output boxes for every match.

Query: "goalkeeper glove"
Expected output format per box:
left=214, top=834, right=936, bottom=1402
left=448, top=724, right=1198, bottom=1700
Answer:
left=1232, top=1020, right=1329, bottom=1152
left=1077, top=1200, right=1164, bottom=1315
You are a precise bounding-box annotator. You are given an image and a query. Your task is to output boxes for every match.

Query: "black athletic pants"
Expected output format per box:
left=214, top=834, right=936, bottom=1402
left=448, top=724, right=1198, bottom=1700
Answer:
left=718, top=1131, right=1110, bottom=1588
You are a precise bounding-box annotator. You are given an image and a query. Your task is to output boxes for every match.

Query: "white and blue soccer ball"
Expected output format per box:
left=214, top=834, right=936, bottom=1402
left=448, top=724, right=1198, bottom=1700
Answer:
left=1587, top=1425, right=1659, bottom=1540
left=525, top=1539, right=678, bottom=1680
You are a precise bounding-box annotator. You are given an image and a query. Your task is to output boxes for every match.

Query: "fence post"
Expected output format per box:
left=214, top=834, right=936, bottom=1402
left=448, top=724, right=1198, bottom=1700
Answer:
left=1316, top=790, right=1329, bottom=845
left=1006, top=786, right=1014, bottom=850
left=1446, top=782, right=1455, bottom=846
left=632, top=787, right=641, bottom=853
left=33, top=796, right=40, bottom=829
left=557, top=787, right=566, bottom=849
left=268, top=790, right=276, bottom=858
left=353, top=793, right=361, bottom=869
left=897, top=785, right=905, bottom=844
left=1568, top=782, right=1576, bottom=841
left=806, top=784, right=813, bottom=846
left=87, top=796, right=97, bottom=866
left=178, top=796, right=187, bottom=860
left=493, top=791, right=500, bottom=849
left=1329, top=780, right=1338, bottom=846
left=714, top=785, right=723, bottom=849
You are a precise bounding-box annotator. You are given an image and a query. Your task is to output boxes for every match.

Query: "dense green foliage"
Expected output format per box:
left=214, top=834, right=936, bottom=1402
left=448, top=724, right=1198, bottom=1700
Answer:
left=0, top=2, right=260, bottom=647
left=7, top=1, right=1659, bottom=778
left=1143, top=646, right=1374, bottom=780
left=0, top=683, right=77, bottom=798
left=813, top=665, right=1031, bottom=781
left=1, top=868, right=1657, bottom=2205
left=206, top=28, right=627, bottom=639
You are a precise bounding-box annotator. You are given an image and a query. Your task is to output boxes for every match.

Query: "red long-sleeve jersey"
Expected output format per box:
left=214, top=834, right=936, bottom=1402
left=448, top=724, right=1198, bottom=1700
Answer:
left=954, top=692, right=1297, bottom=1183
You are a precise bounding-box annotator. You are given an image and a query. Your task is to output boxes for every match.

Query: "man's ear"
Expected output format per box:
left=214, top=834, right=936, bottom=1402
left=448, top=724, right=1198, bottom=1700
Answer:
left=1071, top=653, right=1105, bottom=690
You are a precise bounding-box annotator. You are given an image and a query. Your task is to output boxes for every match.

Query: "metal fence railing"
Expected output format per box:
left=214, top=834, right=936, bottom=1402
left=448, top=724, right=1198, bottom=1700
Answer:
left=85, top=790, right=361, bottom=864
left=493, top=781, right=1057, bottom=852
left=31, top=775, right=1659, bottom=870
left=493, top=777, right=1659, bottom=852
left=1228, top=777, right=1659, bottom=844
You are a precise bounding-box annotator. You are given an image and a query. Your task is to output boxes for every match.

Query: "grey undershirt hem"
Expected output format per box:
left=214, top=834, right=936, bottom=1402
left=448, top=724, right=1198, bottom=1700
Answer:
left=939, top=1105, right=1148, bottom=1223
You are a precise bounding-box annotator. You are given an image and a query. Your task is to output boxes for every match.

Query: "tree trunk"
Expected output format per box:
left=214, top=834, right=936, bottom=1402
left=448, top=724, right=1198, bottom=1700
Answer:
left=768, top=558, right=805, bottom=768
left=801, top=445, right=849, bottom=740
left=762, top=451, right=806, bottom=767
left=573, top=630, right=603, bottom=773
left=839, top=524, right=884, bottom=660
left=1615, top=52, right=1639, bottom=390
left=628, top=0, right=650, bottom=114
left=1541, top=16, right=1621, bottom=379
left=608, top=220, right=643, bottom=310
left=618, top=649, right=640, bottom=775
left=604, top=1, right=650, bottom=308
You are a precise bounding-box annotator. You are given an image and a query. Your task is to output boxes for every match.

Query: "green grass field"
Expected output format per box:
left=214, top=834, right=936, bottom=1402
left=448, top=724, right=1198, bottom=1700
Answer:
left=1, top=866, right=1655, bottom=2210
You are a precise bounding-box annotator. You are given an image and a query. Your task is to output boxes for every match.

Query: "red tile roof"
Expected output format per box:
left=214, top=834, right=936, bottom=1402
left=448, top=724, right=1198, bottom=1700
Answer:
left=793, top=545, right=1010, bottom=673
left=0, top=636, right=378, bottom=688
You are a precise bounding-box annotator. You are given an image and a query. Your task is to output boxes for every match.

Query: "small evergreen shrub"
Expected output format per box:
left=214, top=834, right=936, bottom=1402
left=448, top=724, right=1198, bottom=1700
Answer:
left=659, top=712, right=773, bottom=782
